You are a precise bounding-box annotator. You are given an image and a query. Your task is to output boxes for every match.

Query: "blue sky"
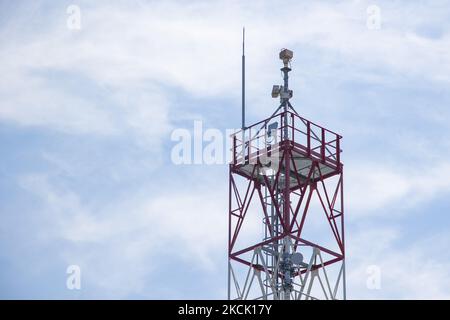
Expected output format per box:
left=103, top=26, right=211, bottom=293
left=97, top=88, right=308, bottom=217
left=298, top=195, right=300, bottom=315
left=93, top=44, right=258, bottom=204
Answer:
left=1, top=0, right=450, bottom=299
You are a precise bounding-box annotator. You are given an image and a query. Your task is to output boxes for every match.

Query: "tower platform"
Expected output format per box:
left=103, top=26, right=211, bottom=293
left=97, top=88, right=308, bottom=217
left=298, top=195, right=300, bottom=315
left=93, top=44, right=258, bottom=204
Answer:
left=231, top=110, right=342, bottom=188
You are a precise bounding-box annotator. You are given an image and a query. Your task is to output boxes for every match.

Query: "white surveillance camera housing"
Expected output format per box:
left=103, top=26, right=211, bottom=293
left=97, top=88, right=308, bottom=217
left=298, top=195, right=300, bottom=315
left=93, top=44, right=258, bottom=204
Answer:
left=271, top=85, right=281, bottom=98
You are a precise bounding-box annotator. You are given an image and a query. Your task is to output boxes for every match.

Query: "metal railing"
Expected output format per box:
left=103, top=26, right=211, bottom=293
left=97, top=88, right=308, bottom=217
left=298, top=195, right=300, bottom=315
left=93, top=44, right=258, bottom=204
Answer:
left=231, top=111, right=342, bottom=169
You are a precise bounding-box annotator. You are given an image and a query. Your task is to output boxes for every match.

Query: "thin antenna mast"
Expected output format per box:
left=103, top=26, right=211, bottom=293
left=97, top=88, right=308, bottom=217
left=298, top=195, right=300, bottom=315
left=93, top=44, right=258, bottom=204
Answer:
left=241, top=27, right=245, bottom=130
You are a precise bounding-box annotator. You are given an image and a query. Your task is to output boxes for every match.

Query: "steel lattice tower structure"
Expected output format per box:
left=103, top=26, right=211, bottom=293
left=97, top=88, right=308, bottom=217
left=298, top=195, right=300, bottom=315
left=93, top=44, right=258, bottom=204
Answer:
left=228, top=48, right=345, bottom=300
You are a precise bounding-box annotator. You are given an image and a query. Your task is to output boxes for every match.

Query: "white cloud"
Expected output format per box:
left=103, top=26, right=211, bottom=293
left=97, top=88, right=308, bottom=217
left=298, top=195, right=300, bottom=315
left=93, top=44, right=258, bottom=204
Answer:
left=0, top=70, right=117, bottom=135
left=17, top=172, right=232, bottom=297
left=1, top=0, right=450, bottom=136
left=347, top=226, right=450, bottom=299
left=346, top=161, right=450, bottom=216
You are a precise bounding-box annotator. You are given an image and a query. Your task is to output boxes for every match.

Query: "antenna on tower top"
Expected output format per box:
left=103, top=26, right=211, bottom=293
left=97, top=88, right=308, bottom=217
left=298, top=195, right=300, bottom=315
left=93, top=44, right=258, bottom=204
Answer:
left=241, top=27, right=246, bottom=130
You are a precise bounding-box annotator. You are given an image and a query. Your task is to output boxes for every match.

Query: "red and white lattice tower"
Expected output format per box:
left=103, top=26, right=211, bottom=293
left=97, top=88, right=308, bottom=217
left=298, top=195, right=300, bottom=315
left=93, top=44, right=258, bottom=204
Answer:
left=228, top=48, right=345, bottom=300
